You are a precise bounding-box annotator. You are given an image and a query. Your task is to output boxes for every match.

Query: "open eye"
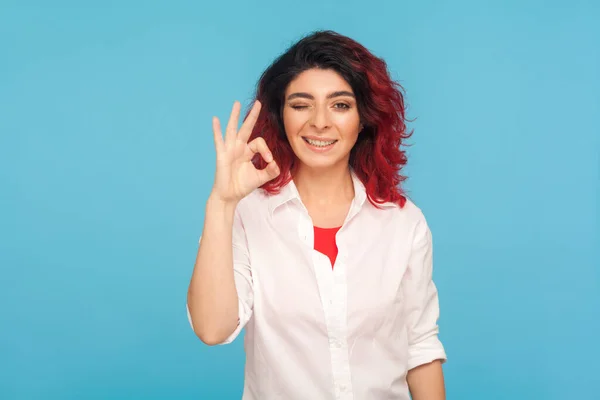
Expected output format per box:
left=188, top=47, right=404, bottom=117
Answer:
left=333, top=103, right=351, bottom=110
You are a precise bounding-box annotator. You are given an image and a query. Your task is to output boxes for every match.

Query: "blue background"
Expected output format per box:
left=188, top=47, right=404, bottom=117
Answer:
left=1, top=1, right=598, bottom=399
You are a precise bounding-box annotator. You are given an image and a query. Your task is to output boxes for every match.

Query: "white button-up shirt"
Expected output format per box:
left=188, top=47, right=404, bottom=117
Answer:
left=188, top=172, right=447, bottom=399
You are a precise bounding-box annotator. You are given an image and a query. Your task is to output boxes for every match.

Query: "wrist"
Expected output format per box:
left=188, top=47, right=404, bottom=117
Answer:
left=206, top=192, right=239, bottom=215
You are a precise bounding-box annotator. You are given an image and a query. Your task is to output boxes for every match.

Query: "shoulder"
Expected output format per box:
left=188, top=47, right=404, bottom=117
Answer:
left=374, top=198, right=431, bottom=242
left=376, top=197, right=428, bottom=224
left=401, top=199, right=432, bottom=244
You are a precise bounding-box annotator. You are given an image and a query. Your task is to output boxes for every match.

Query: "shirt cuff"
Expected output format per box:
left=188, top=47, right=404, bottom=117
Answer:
left=407, top=335, right=447, bottom=370
left=186, top=298, right=251, bottom=345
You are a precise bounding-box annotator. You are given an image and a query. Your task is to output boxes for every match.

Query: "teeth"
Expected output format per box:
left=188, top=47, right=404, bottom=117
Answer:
left=306, top=138, right=336, bottom=147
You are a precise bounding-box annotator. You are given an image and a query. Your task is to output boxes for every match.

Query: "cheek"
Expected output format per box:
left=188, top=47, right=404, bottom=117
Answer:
left=283, top=110, right=306, bottom=138
left=333, top=113, right=361, bottom=135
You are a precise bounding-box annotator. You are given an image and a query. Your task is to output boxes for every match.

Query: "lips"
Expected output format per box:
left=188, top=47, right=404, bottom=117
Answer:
left=302, top=137, right=338, bottom=147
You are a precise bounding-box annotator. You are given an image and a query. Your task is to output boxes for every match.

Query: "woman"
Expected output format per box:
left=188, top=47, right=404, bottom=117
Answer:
left=187, top=30, right=447, bottom=399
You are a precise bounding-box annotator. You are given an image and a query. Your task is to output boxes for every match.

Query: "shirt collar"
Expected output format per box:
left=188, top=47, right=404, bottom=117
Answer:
left=267, top=169, right=396, bottom=216
left=267, top=174, right=301, bottom=216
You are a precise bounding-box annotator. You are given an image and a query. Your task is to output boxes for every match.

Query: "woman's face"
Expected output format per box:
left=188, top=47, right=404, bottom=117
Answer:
left=282, top=68, right=362, bottom=172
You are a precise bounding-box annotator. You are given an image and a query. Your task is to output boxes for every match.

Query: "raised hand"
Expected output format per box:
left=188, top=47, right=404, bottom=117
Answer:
left=211, top=100, right=280, bottom=204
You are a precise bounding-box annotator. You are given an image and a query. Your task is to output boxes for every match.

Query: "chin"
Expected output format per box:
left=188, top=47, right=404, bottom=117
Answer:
left=296, top=154, right=347, bottom=171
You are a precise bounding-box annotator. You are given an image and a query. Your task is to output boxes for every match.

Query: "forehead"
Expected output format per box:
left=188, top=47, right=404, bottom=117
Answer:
left=285, top=68, right=353, bottom=95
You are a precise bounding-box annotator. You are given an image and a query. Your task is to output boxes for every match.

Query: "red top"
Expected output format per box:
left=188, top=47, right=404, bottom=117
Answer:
left=314, top=226, right=341, bottom=268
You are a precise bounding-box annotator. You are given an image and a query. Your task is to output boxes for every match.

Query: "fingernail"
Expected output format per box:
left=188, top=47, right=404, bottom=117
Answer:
left=266, top=153, right=273, bottom=162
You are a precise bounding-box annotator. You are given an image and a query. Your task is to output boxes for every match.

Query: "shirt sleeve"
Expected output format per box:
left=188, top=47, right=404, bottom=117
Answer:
left=402, top=215, right=447, bottom=370
left=186, top=206, right=254, bottom=345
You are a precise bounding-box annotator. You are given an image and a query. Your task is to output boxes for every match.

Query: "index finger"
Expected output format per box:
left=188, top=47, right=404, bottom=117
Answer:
left=237, top=100, right=262, bottom=142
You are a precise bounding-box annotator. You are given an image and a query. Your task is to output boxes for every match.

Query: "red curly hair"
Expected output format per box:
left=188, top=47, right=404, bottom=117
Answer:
left=248, top=30, right=411, bottom=208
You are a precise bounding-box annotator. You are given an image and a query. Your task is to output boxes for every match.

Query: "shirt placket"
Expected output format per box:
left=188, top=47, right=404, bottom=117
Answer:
left=298, top=200, right=359, bottom=400
left=326, top=255, right=353, bottom=400
left=327, top=200, right=364, bottom=400
left=299, top=219, right=353, bottom=400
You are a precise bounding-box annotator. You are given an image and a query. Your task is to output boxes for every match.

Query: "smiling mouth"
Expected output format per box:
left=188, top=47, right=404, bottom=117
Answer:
left=302, top=137, right=338, bottom=147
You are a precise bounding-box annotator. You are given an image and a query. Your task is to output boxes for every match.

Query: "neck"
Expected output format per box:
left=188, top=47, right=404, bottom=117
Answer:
left=293, top=163, right=355, bottom=207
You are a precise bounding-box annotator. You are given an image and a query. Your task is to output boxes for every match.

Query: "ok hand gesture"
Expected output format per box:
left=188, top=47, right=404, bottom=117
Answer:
left=211, top=101, right=280, bottom=204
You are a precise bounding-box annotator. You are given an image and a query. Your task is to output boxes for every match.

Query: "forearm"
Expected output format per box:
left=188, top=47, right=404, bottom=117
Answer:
left=187, top=194, right=240, bottom=345
left=407, top=360, right=445, bottom=400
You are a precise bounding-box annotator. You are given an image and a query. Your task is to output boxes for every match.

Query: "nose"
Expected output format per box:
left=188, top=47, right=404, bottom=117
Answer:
left=309, top=105, right=331, bottom=131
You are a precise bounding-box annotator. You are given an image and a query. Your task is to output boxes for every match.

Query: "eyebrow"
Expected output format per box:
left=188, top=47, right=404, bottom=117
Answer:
left=286, top=91, right=355, bottom=101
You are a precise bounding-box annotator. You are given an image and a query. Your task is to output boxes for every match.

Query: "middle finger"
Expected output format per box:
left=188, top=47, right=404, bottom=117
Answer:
left=238, top=100, right=262, bottom=143
left=225, top=101, right=241, bottom=146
